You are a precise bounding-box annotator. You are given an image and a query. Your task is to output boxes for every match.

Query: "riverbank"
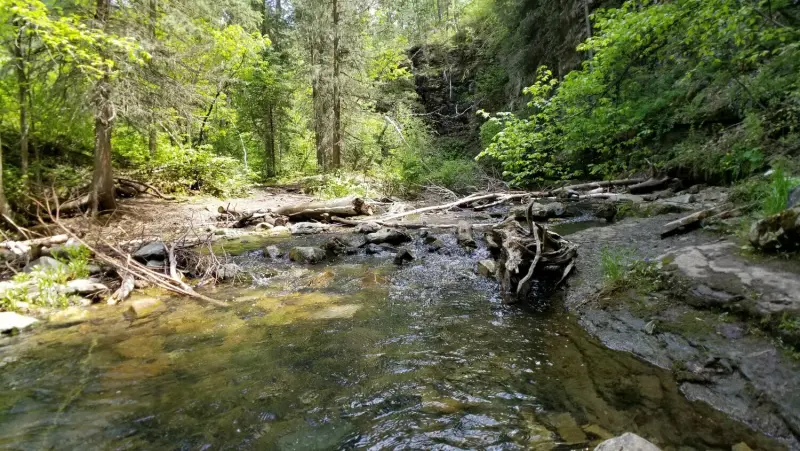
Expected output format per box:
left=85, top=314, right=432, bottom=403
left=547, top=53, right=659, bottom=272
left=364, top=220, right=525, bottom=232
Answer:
left=563, top=212, right=800, bottom=449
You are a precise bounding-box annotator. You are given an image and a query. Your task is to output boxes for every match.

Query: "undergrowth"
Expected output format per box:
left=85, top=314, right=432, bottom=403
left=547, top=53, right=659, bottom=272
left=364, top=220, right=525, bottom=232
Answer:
left=600, top=247, right=667, bottom=293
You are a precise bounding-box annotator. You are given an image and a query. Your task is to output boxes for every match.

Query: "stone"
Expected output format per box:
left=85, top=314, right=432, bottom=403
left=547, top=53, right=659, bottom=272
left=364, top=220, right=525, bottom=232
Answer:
left=365, top=243, right=395, bottom=255
left=126, top=298, right=166, bottom=319
left=23, top=256, right=67, bottom=273
left=288, top=247, right=327, bottom=264
left=323, top=237, right=356, bottom=256
left=393, top=248, right=415, bottom=265
left=582, top=424, right=614, bottom=441
left=749, top=206, right=800, bottom=251
left=550, top=413, right=586, bottom=445
left=423, top=235, right=438, bottom=245
left=255, top=222, right=274, bottom=231
left=427, top=238, right=445, bottom=252
left=0, top=312, right=38, bottom=333
left=717, top=323, right=745, bottom=340
left=49, top=306, right=91, bottom=325
left=789, top=185, right=800, bottom=209
left=354, top=222, right=381, bottom=234
left=132, top=241, right=167, bottom=261
left=86, top=264, right=103, bottom=275
left=216, top=263, right=242, bottom=280
left=686, top=184, right=702, bottom=195
left=732, top=442, right=754, bottom=451
left=65, top=279, right=109, bottom=296
left=594, top=433, right=661, bottom=451
left=477, top=259, right=496, bottom=278
left=663, top=194, right=696, bottom=204
left=516, top=202, right=566, bottom=221
left=263, top=245, right=283, bottom=260
left=269, top=226, right=291, bottom=236
left=366, top=228, right=412, bottom=245
left=213, top=228, right=228, bottom=236
left=291, top=222, right=331, bottom=235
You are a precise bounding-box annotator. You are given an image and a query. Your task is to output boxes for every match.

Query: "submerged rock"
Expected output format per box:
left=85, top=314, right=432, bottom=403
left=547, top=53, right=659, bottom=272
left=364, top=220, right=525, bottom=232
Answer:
left=263, top=245, right=283, bottom=260
left=288, top=247, right=327, bottom=264
left=216, top=263, right=242, bottom=280
left=0, top=312, right=38, bottom=333
left=477, top=259, right=496, bottom=278
left=594, top=433, right=661, bottom=451
left=427, top=238, right=445, bottom=252
left=365, top=243, right=395, bottom=255
left=255, top=222, right=274, bottom=231
left=23, top=256, right=67, bottom=273
left=132, top=241, right=167, bottom=261
left=323, top=237, right=357, bottom=256
left=393, top=248, right=415, bottom=265
left=367, top=227, right=411, bottom=245
left=126, top=298, right=166, bottom=319
left=749, top=206, right=800, bottom=251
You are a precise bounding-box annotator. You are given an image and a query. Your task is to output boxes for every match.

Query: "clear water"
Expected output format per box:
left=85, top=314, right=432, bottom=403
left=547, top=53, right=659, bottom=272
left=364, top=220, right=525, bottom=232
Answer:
left=0, top=233, right=783, bottom=450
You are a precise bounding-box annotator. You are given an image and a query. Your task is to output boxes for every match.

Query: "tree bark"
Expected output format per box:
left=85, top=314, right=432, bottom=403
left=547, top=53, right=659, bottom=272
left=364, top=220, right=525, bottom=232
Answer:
left=0, top=133, right=10, bottom=218
left=273, top=197, right=372, bottom=220
left=331, top=0, right=342, bottom=169
left=91, top=0, right=117, bottom=215
left=13, top=19, right=29, bottom=178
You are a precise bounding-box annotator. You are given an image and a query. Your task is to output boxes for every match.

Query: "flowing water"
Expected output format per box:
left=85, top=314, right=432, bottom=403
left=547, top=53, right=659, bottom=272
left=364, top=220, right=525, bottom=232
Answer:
left=0, top=228, right=785, bottom=450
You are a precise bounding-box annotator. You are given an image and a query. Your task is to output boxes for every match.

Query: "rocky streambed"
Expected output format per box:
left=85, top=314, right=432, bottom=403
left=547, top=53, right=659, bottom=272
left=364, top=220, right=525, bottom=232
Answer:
left=0, top=188, right=798, bottom=450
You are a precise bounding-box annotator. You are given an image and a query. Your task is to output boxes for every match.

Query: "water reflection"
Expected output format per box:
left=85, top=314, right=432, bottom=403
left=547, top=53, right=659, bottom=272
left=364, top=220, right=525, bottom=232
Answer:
left=0, top=234, right=784, bottom=450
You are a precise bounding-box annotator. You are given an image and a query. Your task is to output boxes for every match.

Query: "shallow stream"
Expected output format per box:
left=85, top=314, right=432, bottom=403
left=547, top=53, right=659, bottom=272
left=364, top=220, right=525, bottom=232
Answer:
left=0, top=226, right=785, bottom=450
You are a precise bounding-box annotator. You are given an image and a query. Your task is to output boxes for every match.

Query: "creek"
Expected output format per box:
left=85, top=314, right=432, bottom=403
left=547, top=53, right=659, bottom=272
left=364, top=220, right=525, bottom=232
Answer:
left=0, top=224, right=785, bottom=450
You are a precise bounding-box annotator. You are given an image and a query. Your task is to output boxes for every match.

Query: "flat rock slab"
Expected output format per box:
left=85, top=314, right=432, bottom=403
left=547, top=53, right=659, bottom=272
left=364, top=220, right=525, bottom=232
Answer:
left=664, top=241, right=800, bottom=317
left=0, top=312, right=38, bottom=333
left=594, top=433, right=661, bottom=451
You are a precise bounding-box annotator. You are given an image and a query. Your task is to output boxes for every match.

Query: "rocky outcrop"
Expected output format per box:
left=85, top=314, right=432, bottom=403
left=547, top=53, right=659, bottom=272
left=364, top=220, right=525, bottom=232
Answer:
left=749, top=206, right=800, bottom=251
left=594, top=433, right=661, bottom=451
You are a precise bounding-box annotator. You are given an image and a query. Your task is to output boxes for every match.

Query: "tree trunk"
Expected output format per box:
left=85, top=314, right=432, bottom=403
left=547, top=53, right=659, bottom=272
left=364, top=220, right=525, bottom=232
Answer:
left=13, top=19, right=29, bottom=178
left=583, top=0, right=593, bottom=64
left=273, top=197, right=373, bottom=221
left=0, top=133, right=10, bottom=218
left=331, top=0, right=342, bottom=169
left=148, top=0, right=158, bottom=157
left=91, top=0, right=117, bottom=215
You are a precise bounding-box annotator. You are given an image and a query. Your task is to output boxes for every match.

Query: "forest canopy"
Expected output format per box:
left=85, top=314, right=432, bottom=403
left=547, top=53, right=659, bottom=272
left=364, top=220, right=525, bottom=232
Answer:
left=0, top=0, right=798, bottom=219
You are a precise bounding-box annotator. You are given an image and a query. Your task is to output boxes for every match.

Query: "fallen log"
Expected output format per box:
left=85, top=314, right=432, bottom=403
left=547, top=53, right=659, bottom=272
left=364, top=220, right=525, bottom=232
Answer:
left=629, top=177, right=671, bottom=194
left=272, top=197, right=373, bottom=221
left=660, top=206, right=722, bottom=238
left=377, top=193, right=501, bottom=222
left=329, top=216, right=495, bottom=231
left=115, top=177, right=176, bottom=200
left=550, top=178, right=645, bottom=195
left=108, top=272, right=135, bottom=305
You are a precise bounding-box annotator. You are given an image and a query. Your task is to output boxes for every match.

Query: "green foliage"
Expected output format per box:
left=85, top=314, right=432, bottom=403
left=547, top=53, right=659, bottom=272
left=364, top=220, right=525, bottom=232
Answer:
left=730, top=164, right=800, bottom=216
left=2, top=245, right=91, bottom=311
left=601, top=247, right=666, bottom=292
left=479, top=0, right=800, bottom=185
left=763, top=166, right=797, bottom=216
left=145, top=146, right=254, bottom=198
left=303, top=174, right=378, bottom=199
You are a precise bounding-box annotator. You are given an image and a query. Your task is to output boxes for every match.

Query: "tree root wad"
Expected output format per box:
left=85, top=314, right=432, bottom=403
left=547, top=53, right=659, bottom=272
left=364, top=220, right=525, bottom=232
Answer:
left=487, top=203, right=577, bottom=304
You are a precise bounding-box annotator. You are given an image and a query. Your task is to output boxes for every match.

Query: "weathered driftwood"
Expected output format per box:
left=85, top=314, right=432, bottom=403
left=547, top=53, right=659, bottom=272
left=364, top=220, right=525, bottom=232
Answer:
left=490, top=218, right=577, bottom=303
left=550, top=178, right=645, bottom=195
left=115, top=177, right=176, bottom=200
left=660, top=206, right=721, bottom=238
left=108, top=272, right=135, bottom=305
left=217, top=205, right=288, bottom=228
left=629, top=177, right=671, bottom=194
left=272, top=197, right=373, bottom=221
left=54, top=178, right=175, bottom=215
left=329, top=216, right=495, bottom=231
left=0, top=234, right=70, bottom=262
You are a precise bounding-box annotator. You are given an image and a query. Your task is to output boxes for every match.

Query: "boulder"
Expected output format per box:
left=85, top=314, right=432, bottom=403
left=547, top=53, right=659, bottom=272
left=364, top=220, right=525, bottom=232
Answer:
left=366, top=228, right=411, bottom=245
left=594, top=433, right=661, bottom=451
left=264, top=245, right=283, bottom=260
left=748, top=207, right=800, bottom=251
left=477, top=259, right=496, bottom=278
left=393, top=248, right=415, bottom=265
left=0, top=312, right=38, bottom=333
left=789, top=185, right=800, bottom=209
left=23, top=256, right=67, bottom=274
left=269, top=226, right=291, bottom=236
left=132, top=241, right=167, bottom=262
left=513, top=202, right=566, bottom=221
left=354, top=222, right=381, bottom=234
left=255, top=222, right=274, bottom=231
left=427, top=238, right=445, bottom=252
left=288, top=247, right=327, bottom=264
left=126, top=298, right=166, bottom=319
left=323, top=237, right=357, bottom=256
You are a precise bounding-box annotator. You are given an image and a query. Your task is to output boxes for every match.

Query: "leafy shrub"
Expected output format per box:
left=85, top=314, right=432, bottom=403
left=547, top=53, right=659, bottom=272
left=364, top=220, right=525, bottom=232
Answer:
left=303, top=174, right=378, bottom=199
left=600, top=247, right=666, bottom=292
left=144, top=145, right=253, bottom=197
left=763, top=166, right=797, bottom=216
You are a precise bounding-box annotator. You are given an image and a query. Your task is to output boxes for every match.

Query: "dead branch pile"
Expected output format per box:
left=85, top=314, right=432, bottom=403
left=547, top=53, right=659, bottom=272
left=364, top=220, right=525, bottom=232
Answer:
left=54, top=177, right=177, bottom=216
left=487, top=202, right=577, bottom=304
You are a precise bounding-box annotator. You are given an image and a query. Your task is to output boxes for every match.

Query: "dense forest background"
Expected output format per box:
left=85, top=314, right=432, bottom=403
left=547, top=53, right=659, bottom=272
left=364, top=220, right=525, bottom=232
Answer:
left=1, top=0, right=798, bottom=218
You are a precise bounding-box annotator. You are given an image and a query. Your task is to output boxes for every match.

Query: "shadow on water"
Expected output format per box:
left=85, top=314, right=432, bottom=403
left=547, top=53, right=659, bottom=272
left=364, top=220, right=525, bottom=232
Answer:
left=0, top=230, right=786, bottom=450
